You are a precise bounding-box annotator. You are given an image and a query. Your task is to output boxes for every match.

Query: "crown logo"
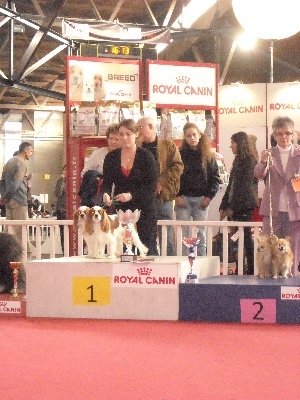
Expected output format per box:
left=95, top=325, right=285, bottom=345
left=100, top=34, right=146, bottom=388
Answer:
left=232, top=99, right=243, bottom=106
left=137, top=267, right=152, bottom=276
left=176, top=76, right=190, bottom=84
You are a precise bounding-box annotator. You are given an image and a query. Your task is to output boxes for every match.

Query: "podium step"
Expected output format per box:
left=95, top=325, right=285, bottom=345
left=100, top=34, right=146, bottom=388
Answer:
left=179, top=275, right=300, bottom=324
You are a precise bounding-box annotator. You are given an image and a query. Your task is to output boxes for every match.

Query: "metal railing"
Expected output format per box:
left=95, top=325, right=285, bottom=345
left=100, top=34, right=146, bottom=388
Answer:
left=0, top=218, right=263, bottom=275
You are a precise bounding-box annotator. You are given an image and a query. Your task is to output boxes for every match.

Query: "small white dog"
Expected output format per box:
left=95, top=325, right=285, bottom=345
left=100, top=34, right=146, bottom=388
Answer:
left=83, top=76, right=94, bottom=102
left=113, top=220, right=148, bottom=257
left=85, top=206, right=117, bottom=258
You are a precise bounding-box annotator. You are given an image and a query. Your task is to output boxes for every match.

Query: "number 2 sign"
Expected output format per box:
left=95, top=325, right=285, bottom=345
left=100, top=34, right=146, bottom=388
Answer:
left=240, top=299, right=277, bottom=323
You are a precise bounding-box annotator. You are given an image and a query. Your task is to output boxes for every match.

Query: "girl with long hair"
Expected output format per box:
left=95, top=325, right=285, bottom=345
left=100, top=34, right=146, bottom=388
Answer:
left=102, top=119, right=158, bottom=255
left=175, top=122, right=221, bottom=256
left=219, top=131, right=258, bottom=274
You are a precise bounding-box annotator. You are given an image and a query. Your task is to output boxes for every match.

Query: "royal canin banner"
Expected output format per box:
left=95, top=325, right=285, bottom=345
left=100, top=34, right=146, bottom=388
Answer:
left=112, top=264, right=178, bottom=288
left=146, top=60, right=218, bottom=109
left=218, top=83, right=267, bottom=129
left=267, top=82, right=300, bottom=134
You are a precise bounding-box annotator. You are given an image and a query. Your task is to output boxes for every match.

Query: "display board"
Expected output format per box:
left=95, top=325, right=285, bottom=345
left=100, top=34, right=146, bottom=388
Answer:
left=146, top=60, right=219, bottom=149
left=66, top=56, right=142, bottom=255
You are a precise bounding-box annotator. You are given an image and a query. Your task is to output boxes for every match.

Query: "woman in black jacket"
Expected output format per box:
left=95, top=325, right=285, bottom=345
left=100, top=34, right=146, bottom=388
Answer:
left=219, top=131, right=258, bottom=274
left=175, top=122, right=221, bottom=256
left=102, top=119, right=158, bottom=256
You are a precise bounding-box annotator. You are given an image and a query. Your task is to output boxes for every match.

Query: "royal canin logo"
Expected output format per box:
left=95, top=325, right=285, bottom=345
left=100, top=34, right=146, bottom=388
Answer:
left=113, top=267, right=176, bottom=286
left=152, top=76, right=213, bottom=97
left=176, top=76, right=190, bottom=84
left=137, top=267, right=152, bottom=276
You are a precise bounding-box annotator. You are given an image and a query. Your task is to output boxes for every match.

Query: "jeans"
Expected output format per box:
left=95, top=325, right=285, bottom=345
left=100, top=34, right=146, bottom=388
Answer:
left=157, top=200, right=175, bottom=256
left=175, top=196, right=208, bottom=256
left=5, top=199, right=28, bottom=247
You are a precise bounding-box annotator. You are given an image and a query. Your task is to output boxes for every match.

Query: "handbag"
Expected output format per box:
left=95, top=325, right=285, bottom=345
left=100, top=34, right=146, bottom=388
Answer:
left=212, top=227, right=237, bottom=263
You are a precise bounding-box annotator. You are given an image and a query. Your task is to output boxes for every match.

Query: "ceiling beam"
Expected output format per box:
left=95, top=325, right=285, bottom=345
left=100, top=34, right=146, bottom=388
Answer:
left=89, top=0, right=102, bottom=21
left=13, top=0, right=69, bottom=81
left=0, top=5, right=72, bottom=45
left=161, top=0, right=232, bottom=60
left=20, top=44, right=67, bottom=80
left=109, top=0, right=126, bottom=22
left=0, top=76, right=66, bottom=101
left=142, top=0, right=158, bottom=26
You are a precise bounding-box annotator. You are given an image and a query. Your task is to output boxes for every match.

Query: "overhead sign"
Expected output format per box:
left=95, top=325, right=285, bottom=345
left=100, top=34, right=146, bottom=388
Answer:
left=62, top=20, right=170, bottom=44
left=67, top=56, right=141, bottom=104
left=146, top=60, right=218, bottom=109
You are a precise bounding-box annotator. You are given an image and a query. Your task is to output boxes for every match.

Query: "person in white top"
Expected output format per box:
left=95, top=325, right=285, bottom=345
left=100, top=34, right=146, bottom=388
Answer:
left=254, top=116, right=300, bottom=276
left=81, top=123, right=120, bottom=178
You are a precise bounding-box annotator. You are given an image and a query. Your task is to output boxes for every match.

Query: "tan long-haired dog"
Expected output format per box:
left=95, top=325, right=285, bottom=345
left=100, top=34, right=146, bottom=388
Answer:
left=85, top=206, right=118, bottom=258
left=94, top=73, right=106, bottom=102
left=69, top=64, right=83, bottom=101
left=256, top=235, right=272, bottom=278
left=271, top=235, right=293, bottom=278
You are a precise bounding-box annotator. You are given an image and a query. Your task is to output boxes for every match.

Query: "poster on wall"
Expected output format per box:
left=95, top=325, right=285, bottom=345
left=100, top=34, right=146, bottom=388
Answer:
left=146, top=60, right=218, bottom=109
left=218, top=83, right=267, bottom=129
left=267, top=82, right=300, bottom=143
left=67, top=56, right=141, bottom=104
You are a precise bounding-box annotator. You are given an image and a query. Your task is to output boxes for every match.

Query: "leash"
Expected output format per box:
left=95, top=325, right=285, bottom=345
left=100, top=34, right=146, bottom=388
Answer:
left=266, top=151, right=274, bottom=237
left=94, top=178, right=103, bottom=206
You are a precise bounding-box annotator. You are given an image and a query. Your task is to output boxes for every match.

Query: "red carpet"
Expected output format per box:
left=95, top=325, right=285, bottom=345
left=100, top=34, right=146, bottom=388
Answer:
left=1, top=317, right=299, bottom=400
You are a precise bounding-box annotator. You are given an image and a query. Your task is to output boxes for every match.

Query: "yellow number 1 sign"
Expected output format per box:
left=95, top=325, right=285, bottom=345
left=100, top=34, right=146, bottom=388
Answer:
left=72, top=276, right=111, bottom=305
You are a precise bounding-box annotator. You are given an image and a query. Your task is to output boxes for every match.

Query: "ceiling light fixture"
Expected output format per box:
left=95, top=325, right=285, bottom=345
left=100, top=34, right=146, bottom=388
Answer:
left=236, top=32, right=256, bottom=51
left=156, top=0, right=217, bottom=54
left=232, top=0, right=300, bottom=40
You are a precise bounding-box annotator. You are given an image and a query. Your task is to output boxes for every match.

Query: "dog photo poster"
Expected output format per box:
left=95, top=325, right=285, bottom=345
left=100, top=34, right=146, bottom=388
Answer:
left=68, top=58, right=140, bottom=104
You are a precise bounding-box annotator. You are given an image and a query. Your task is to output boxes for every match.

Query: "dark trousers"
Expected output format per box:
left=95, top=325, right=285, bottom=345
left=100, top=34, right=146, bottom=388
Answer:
left=56, top=210, right=66, bottom=254
left=232, top=209, right=254, bottom=275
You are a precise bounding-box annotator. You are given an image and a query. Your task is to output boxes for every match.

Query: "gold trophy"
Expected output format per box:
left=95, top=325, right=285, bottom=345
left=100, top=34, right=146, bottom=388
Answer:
left=9, top=261, right=22, bottom=298
left=182, top=238, right=200, bottom=283
left=117, top=209, right=140, bottom=262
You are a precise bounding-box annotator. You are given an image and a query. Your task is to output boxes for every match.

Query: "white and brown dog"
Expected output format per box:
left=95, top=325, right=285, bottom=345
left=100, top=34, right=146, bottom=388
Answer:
left=85, top=206, right=117, bottom=258
left=113, top=220, right=148, bottom=257
left=73, top=206, right=91, bottom=256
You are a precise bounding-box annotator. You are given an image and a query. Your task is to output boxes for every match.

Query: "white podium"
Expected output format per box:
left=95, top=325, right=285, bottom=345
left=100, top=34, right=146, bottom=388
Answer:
left=26, top=256, right=220, bottom=320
